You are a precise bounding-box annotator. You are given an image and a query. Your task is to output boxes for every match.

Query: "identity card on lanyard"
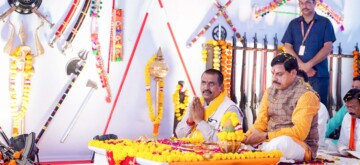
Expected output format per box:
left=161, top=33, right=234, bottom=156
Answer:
left=299, top=20, right=314, bottom=56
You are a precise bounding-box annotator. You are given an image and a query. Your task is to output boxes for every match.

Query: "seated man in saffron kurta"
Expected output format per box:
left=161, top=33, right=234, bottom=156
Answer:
left=175, top=69, right=243, bottom=142
left=243, top=53, right=320, bottom=161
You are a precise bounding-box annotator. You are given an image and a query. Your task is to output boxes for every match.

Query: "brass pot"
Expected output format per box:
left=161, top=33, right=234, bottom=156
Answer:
left=218, top=140, right=242, bottom=153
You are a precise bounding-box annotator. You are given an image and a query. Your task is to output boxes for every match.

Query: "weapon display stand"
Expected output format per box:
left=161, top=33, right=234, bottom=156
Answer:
left=8, top=0, right=42, bottom=14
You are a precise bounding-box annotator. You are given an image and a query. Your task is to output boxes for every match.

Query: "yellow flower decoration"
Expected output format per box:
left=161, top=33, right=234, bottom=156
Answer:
left=218, top=112, right=244, bottom=141
left=9, top=46, right=34, bottom=136
left=89, top=139, right=283, bottom=163
left=172, top=84, right=190, bottom=121
left=145, top=55, right=164, bottom=137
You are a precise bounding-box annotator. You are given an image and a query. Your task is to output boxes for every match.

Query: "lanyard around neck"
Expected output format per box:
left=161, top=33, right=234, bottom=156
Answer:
left=301, top=20, right=314, bottom=45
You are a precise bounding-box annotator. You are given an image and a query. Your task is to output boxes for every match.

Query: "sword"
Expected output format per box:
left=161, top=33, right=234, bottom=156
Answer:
left=62, top=0, right=91, bottom=54
left=49, top=0, right=80, bottom=47
left=60, top=79, right=98, bottom=143
left=34, top=21, right=44, bottom=56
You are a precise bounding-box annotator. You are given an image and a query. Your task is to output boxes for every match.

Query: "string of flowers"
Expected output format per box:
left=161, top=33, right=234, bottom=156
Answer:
left=145, top=55, right=164, bottom=137
left=219, top=40, right=233, bottom=97
left=255, top=0, right=289, bottom=18
left=202, top=40, right=218, bottom=62
left=353, top=49, right=360, bottom=78
left=9, top=46, right=34, bottom=136
left=89, top=138, right=283, bottom=163
left=315, top=0, right=344, bottom=31
left=255, top=0, right=344, bottom=31
left=213, top=44, right=221, bottom=70
left=172, top=84, right=189, bottom=121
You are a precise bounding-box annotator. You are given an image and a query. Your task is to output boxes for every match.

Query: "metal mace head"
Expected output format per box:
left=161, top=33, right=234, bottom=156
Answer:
left=150, top=47, right=169, bottom=81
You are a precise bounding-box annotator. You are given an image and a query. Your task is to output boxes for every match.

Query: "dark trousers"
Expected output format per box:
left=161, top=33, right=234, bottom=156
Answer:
left=309, top=77, right=329, bottom=106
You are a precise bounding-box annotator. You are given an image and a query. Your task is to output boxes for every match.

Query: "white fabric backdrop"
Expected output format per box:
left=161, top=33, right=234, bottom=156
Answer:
left=0, top=0, right=357, bottom=161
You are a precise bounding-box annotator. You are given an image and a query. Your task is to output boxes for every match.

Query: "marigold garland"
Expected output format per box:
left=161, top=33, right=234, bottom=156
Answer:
left=353, top=50, right=360, bottom=78
left=145, top=55, right=164, bottom=137
left=172, top=84, right=190, bottom=121
left=88, top=139, right=283, bottom=163
left=219, top=40, right=232, bottom=97
left=9, top=46, right=34, bottom=136
left=202, top=39, right=233, bottom=97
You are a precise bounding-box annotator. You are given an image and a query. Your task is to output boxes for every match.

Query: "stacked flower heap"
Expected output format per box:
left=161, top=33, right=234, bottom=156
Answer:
left=89, top=138, right=283, bottom=164
left=217, top=112, right=244, bottom=141
left=217, top=111, right=244, bottom=153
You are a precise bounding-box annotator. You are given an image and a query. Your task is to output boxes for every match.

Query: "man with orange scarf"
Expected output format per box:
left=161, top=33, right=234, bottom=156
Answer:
left=243, top=53, right=320, bottom=161
left=338, top=88, right=360, bottom=155
left=175, top=69, right=243, bottom=142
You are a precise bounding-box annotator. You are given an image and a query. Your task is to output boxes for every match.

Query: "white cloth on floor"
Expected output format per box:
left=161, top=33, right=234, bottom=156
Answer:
left=318, top=103, right=330, bottom=149
left=260, top=136, right=305, bottom=161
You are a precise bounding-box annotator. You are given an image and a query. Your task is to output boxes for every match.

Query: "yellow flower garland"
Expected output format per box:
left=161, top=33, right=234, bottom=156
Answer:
left=9, top=46, right=34, bottom=136
left=213, top=45, right=220, bottom=70
left=219, top=40, right=232, bottom=98
left=200, top=91, right=226, bottom=120
left=88, top=139, right=283, bottom=163
left=145, top=55, right=164, bottom=137
left=172, top=84, right=189, bottom=121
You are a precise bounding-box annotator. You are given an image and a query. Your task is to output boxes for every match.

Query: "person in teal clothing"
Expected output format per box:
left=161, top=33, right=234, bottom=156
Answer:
left=325, top=76, right=360, bottom=145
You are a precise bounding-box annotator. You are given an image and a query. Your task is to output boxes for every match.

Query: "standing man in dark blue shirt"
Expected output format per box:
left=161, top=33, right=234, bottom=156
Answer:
left=282, top=0, right=336, bottom=106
